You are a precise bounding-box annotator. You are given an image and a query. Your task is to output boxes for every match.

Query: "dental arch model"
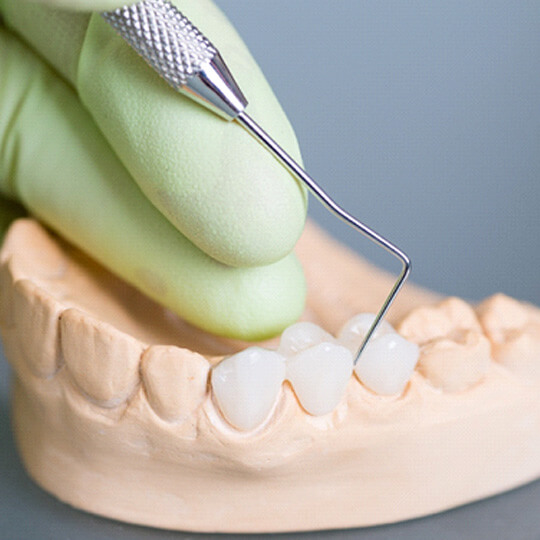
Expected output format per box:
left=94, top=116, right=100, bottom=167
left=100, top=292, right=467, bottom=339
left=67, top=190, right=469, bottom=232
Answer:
left=2, top=217, right=540, bottom=533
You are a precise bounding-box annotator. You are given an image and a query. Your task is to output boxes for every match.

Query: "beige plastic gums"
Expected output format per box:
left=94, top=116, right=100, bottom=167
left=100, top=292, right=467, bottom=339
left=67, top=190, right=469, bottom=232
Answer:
left=2, top=218, right=540, bottom=533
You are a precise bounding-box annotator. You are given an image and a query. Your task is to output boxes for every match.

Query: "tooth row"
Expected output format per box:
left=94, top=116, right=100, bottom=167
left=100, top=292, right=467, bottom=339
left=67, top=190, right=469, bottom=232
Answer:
left=1, top=260, right=211, bottom=416
left=2, top=250, right=539, bottom=432
left=213, top=295, right=540, bottom=430
left=0, top=273, right=458, bottom=431
left=212, top=317, right=420, bottom=430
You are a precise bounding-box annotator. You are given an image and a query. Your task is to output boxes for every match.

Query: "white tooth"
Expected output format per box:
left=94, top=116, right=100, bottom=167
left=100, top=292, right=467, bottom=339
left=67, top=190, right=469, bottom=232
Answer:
left=354, top=334, right=419, bottom=395
left=338, top=313, right=394, bottom=354
left=278, top=321, right=335, bottom=357
left=211, top=347, right=286, bottom=431
left=286, top=342, right=353, bottom=416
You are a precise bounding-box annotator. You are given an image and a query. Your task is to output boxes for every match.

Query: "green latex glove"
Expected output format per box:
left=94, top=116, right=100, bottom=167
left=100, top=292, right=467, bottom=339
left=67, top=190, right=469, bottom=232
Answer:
left=0, top=0, right=308, bottom=340
left=23, top=0, right=126, bottom=11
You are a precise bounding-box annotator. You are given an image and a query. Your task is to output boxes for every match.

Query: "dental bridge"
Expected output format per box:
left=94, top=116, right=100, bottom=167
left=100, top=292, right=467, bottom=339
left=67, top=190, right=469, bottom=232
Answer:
left=102, top=0, right=412, bottom=365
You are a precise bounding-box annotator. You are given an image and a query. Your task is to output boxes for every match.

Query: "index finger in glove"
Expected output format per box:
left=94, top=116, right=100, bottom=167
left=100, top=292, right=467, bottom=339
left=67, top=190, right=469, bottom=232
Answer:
left=0, top=26, right=306, bottom=340
left=1, top=0, right=308, bottom=267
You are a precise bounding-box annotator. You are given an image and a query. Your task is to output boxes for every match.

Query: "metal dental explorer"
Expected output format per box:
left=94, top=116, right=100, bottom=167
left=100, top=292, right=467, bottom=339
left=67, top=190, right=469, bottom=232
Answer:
left=102, top=0, right=411, bottom=365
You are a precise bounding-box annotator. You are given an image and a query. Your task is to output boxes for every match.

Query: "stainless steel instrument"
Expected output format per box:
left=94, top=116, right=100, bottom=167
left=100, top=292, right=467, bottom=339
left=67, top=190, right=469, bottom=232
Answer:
left=102, top=0, right=411, bottom=364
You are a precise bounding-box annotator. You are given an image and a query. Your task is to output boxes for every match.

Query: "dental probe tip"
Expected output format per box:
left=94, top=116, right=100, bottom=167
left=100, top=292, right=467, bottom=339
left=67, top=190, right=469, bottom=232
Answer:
left=102, top=0, right=411, bottom=362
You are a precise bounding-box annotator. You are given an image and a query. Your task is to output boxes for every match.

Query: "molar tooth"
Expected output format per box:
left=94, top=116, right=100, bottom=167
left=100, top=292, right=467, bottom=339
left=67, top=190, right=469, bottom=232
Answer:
left=490, top=333, right=540, bottom=379
left=61, top=308, right=144, bottom=407
left=278, top=321, right=335, bottom=357
left=398, top=297, right=482, bottom=344
left=417, top=332, right=492, bottom=392
left=477, top=294, right=530, bottom=334
left=354, top=334, right=419, bottom=395
left=477, top=294, right=540, bottom=379
left=211, top=347, right=286, bottom=431
left=141, top=345, right=209, bottom=422
left=286, top=342, right=353, bottom=416
left=337, top=313, right=394, bottom=354
left=398, top=298, right=490, bottom=391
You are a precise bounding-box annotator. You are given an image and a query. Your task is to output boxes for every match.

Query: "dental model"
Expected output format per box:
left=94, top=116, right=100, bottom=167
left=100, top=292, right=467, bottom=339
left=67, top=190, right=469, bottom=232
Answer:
left=2, top=217, right=540, bottom=533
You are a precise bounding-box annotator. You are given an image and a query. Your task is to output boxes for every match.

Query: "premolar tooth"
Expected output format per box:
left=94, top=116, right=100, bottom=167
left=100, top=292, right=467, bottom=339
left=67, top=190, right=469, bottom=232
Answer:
left=286, top=342, right=353, bottom=416
left=211, top=347, right=286, bottom=431
left=477, top=294, right=540, bottom=379
left=141, top=345, right=209, bottom=422
left=354, top=334, right=419, bottom=395
left=338, top=313, right=394, bottom=354
left=278, top=321, right=335, bottom=357
left=61, top=308, right=144, bottom=406
left=398, top=298, right=490, bottom=392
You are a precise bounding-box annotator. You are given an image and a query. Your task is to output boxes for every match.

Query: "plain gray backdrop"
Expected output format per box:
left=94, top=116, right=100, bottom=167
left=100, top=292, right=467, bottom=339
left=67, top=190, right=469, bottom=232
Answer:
left=218, top=0, right=540, bottom=305
left=1, top=1, right=540, bottom=539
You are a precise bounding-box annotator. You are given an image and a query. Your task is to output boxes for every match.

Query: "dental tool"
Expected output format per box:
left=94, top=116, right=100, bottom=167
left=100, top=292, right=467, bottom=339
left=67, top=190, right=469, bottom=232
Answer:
left=102, top=0, right=411, bottom=364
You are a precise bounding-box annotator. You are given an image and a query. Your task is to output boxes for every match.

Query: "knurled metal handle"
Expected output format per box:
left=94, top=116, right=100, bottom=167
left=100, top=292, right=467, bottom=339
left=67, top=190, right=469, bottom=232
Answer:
left=103, top=0, right=247, bottom=119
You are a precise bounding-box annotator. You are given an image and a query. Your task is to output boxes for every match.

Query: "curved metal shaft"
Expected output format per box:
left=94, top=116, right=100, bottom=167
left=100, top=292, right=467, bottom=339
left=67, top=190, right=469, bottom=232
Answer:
left=237, top=113, right=411, bottom=364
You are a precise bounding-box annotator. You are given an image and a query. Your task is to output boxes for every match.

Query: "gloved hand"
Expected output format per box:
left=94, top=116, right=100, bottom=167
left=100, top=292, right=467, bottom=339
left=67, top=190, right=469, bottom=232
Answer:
left=0, top=0, right=308, bottom=340
left=17, top=0, right=127, bottom=10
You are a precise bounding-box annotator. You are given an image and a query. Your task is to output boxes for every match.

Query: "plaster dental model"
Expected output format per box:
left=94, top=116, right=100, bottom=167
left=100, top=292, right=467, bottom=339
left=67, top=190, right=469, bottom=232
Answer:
left=1, top=0, right=539, bottom=534
left=2, top=219, right=540, bottom=533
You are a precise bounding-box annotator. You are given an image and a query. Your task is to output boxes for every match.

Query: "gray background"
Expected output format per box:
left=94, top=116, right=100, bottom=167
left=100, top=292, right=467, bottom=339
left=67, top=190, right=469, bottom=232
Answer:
left=1, top=1, right=540, bottom=539
left=219, top=0, right=540, bottom=305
